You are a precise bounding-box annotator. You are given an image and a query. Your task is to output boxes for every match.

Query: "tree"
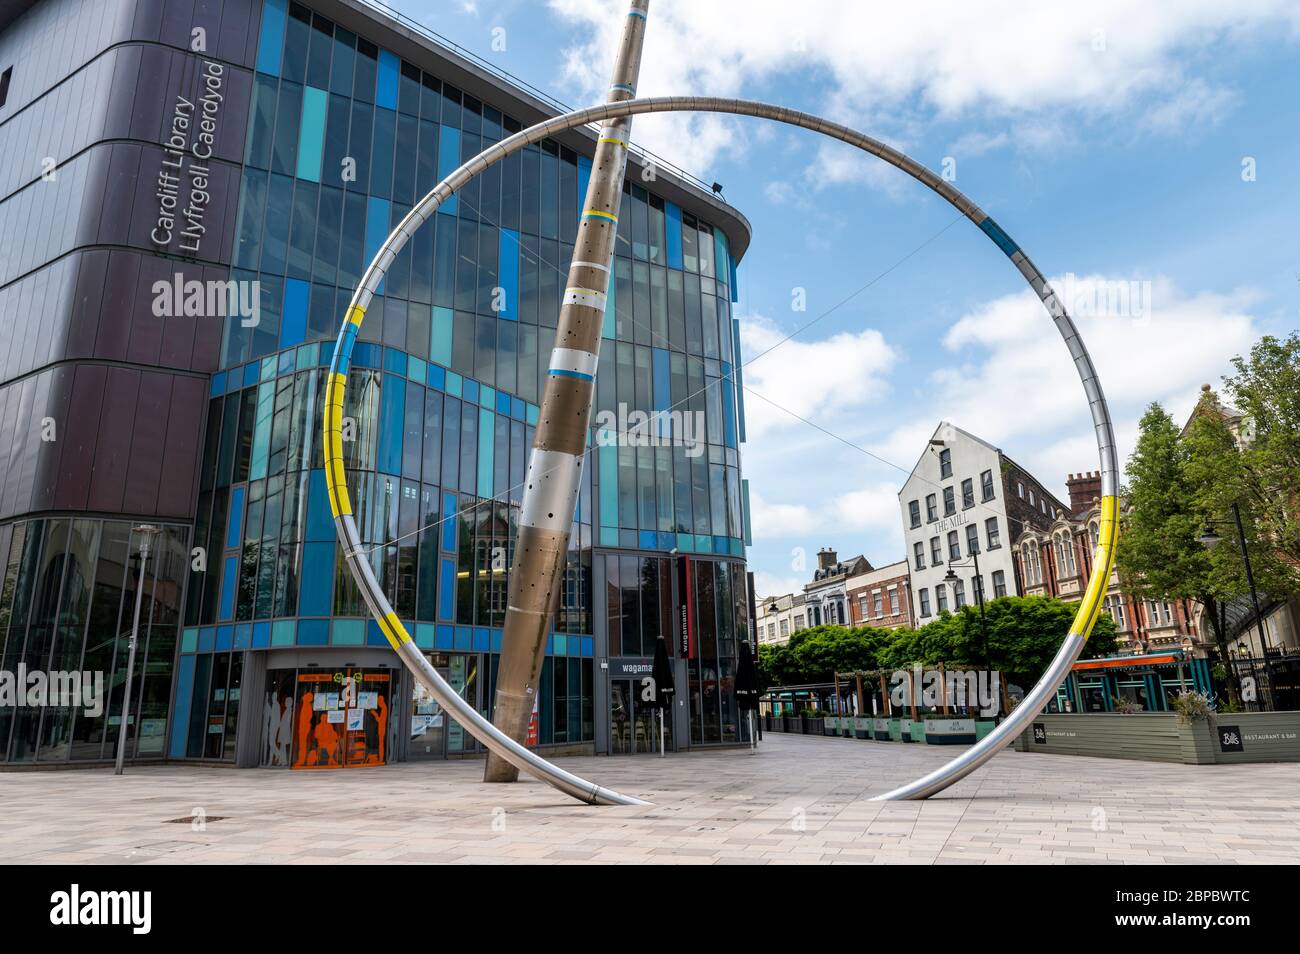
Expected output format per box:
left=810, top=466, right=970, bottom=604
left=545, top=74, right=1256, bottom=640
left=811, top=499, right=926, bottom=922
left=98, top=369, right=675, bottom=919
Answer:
left=1225, top=333, right=1300, bottom=575
left=1117, top=398, right=1292, bottom=704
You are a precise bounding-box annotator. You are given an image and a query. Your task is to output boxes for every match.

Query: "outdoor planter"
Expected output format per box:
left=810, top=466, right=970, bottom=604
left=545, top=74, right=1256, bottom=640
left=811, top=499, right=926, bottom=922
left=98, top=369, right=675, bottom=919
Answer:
left=888, top=718, right=904, bottom=742
left=975, top=720, right=997, bottom=741
left=908, top=720, right=926, bottom=743
left=923, top=716, right=977, bottom=745
left=873, top=717, right=891, bottom=741
left=853, top=716, right=872, bottom=739
left=841, top=717, right=854, bottom=738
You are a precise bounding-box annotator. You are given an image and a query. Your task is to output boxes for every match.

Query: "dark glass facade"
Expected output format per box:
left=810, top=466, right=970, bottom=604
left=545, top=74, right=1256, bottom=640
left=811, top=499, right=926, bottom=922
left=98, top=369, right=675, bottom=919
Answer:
left=0, top=0, right=752, bottom=766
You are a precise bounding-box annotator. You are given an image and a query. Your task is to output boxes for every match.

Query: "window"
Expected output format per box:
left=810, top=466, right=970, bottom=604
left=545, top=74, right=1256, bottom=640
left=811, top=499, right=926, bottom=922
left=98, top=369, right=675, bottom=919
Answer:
left=935, top=584, right=948, bottom=612
left=1017, top=480, right=1024, bottom=498
left=766, top=622, right=775, bottom=639
left=972, top=575, right=984, bottom=602
left=1114, top=600, right=1126, bottom=628
left=947, top=530, right=961, bottom=560
left=914, top=541, right=925, bottom=570
left=953, top=579, right=966, bottom=609
left=930, top=536, right=942, bottom=566
left=985, top=516, right=1001, bottom=549
left=909, top=499, right=921, bottom=528
left=1089, top=522, right=1100, bottom=548
left=992, top=569, right=1007, bottom=597
left=1162, top=600, right=1173, bottom=624
left=919, top=588, right=931, bottom=617
left=939, top=447, right=952, bottom=478
left=793, top=613, right=805, bottom=631
left=965, top=523, right=980, bottom=555
left=872, top=590, right=883, bottom=617
left=961, top=478, right=974, bottom=509
left=981, top=469, right=995, bottom=501
left=943, top=486, right=956, bottom=516
left=0, top=68, right=11, bottom=111
left=926, top=494, right=937, bottom=522
left=1028, top=489, right=1036, bottom=506
left=779, top=618, right=790, bottom=637
left=888, top=588, right=900, bottom=615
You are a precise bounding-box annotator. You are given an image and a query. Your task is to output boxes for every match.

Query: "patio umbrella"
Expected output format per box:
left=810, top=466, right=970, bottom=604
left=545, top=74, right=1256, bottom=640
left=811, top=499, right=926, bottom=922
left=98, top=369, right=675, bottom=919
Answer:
left=736, top=640, right=761, bottom=751
left=650, top=637, right=676, bottom=757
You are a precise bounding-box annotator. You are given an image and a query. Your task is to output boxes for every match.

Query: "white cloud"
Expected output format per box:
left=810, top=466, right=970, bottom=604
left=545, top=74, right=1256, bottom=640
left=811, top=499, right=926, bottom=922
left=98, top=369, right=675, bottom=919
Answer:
left=900, top=273, right=1261, bottom=496
left=738, top=313, right=898, bottom=438
left=545, top=0, right=1299, bottom=173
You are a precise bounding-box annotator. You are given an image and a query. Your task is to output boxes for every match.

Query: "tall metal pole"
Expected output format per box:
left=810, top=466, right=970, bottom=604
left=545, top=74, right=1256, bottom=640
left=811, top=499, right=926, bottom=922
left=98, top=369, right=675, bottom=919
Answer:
left=1232, top=502, right=1274, bottom=710
left=485, top=0, right=651, bottom=782
left=973, top=549, right=988, bottom=665
left=115, top=525, right=160, bottom=776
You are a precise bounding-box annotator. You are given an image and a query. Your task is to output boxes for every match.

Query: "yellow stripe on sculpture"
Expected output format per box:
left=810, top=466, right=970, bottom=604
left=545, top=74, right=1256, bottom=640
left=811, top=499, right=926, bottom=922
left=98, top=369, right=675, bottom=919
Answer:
left=322, top=371, right=352, bottom=517
left=376, top=612, right=412, bottom=650
left=1070, top=494, right=1119, bottom=641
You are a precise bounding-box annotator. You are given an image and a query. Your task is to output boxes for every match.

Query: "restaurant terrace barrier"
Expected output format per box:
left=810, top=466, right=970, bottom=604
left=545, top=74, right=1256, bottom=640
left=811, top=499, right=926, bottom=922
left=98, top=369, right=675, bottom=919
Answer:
left=1012, top=712, right=1300, bottom=764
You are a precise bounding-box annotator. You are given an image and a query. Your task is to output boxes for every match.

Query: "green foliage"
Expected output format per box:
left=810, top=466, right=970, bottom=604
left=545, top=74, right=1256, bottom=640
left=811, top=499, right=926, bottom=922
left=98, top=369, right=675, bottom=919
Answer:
left=1172, top=689, right=1214, bottom=724
left=759, top=596, right=1116, bottom=688
left=1116, top=392, right=1296, bottom=702
left=1225, top=333, right=1300, bottom=574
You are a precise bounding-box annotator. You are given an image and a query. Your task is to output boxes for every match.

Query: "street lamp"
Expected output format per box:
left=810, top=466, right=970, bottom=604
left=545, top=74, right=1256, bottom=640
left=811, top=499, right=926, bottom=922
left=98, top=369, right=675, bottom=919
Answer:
left=115, top=524, right=161, bottom=776
left=944, top=547, right=989, bottom=668
left=1199, top=502, right=1273, bottom=711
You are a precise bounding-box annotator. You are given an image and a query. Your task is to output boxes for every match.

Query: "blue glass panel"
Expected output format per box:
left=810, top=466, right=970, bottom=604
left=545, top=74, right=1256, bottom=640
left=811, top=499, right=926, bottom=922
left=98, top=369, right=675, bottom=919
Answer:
left=353, top=341, right=379, bottom=368
left=435, top=624, right=454, bottom=650
left=225, top=485, right=245, bottom=549
left=426, top=363, right=445, bottom=391
left=376, top=49, right=399, bottom=109
left=233, top=624, right=251, bottom=650
left=383, top=347, right=406, bottom=374
left=297, top=618, right=330, bottom=645
left=209, top=371, right=226, bottom=396
left=295, top=86, right=328, bottom=181
left=218, top=556, right=238, bottom=620
left=473, top=628, right=489, bottom=652
left=497, top=229, right=519, bottom=320
left=280, top=278, right=309, bottom=348
left=215, top=625, right=234, bottom=651
left=453, top=627, right=471, bottom=651
left=440, top=492, right=456, bottom=551
left=366, top=619, right=389, bottom=646
left=168, top=655, right=196, bottom=757
left=438, top=558, right=455, bottom=619
left=379, top=373, right=405, bottom=474
left=305, top=469, right=334, bottom=541
left=255, top=0, right=288, bottom=76
left=430, top=306, right=453, bottom=366
left=577, top=155, right=591, bottom=210
left=495, top=391, right=511, bottom=415
left=300, top=542, right=335, bottom=615
left=665, top=200, right=684, bottom=269
left=436, top=127, right=460, bottom=214
left=252, top=621, right=272, bottom=648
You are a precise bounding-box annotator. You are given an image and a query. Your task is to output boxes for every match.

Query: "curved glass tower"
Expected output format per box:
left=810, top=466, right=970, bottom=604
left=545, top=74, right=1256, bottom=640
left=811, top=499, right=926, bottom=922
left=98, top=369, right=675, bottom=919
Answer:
left=0, top=0, right=752, bottom=768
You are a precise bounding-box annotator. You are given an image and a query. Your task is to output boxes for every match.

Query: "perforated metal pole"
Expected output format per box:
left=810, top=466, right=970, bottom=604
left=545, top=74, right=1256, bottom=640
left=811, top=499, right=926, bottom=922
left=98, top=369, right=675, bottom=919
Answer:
left=484, top=0, right=650, bottom=782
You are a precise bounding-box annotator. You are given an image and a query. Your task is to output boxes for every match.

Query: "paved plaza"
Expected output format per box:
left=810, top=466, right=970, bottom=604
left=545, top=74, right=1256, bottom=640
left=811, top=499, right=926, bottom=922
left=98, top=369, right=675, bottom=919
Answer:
left=1, top=735, right=1297, bottom=864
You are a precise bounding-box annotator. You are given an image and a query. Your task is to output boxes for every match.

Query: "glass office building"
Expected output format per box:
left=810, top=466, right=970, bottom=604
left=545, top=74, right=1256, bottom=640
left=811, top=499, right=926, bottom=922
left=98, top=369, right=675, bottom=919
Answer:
left=0, top=0, right=753, bottom=768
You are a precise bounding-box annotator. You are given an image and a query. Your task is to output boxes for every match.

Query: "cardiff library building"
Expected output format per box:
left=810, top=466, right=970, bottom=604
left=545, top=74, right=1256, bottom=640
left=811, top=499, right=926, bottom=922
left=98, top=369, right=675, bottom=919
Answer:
left=0, top=0, right=754, bottom=770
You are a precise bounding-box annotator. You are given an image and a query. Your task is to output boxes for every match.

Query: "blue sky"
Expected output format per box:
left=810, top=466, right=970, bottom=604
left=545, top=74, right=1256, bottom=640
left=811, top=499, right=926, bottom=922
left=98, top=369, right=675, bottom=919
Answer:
left=391, top=0, right=1300, bottom=597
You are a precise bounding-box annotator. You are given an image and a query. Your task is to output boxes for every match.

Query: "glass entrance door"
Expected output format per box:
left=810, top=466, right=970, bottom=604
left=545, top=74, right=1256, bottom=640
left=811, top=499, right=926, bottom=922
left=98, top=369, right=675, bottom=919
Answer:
left=610, top=677, right=670, bottom=754
left=409, top=654, right=448, bottom=761
left=289, top=667, right=393, bottom=769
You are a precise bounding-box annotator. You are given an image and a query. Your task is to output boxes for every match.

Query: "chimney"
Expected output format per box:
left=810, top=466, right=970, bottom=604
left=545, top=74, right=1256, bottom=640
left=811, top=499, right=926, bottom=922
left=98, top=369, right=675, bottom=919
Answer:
left=817, top=548, right=838, bottom=570
left=1065, top=471, right=1101, bottom=514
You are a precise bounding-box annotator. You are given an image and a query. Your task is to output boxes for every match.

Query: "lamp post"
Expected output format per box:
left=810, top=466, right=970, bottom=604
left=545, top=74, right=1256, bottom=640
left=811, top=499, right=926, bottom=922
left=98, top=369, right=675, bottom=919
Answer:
left=115, top=524, right=161, bottom=776
left=944, top=548, right=989, bottom=668
left=1199, top=502, right=1273, bottom=711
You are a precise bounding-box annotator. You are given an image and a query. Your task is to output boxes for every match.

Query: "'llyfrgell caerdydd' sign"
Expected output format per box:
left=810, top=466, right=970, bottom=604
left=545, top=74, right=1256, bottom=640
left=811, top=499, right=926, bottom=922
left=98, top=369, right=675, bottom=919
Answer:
left=151, top=59, right=226, bottom=255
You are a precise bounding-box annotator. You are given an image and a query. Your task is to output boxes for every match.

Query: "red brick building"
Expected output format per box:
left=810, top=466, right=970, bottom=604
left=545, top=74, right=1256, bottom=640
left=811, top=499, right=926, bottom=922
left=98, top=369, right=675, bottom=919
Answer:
left=846, top=560, right=913, bottom=629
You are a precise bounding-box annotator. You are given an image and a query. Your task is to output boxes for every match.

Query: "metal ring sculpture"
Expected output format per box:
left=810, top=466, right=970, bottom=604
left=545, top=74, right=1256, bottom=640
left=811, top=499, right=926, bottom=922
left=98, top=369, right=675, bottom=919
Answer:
left=326, top=96, right=1119, bottom=804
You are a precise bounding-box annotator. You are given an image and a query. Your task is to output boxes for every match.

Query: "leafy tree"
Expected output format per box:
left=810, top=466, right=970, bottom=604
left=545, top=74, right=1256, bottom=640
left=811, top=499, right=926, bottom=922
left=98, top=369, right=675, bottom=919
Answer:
left=1224, top=333, right=1300, bottom=574
left=1117, top=398, right=1292, bottom=703
left=757, top=598, right=1114, bottom=689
